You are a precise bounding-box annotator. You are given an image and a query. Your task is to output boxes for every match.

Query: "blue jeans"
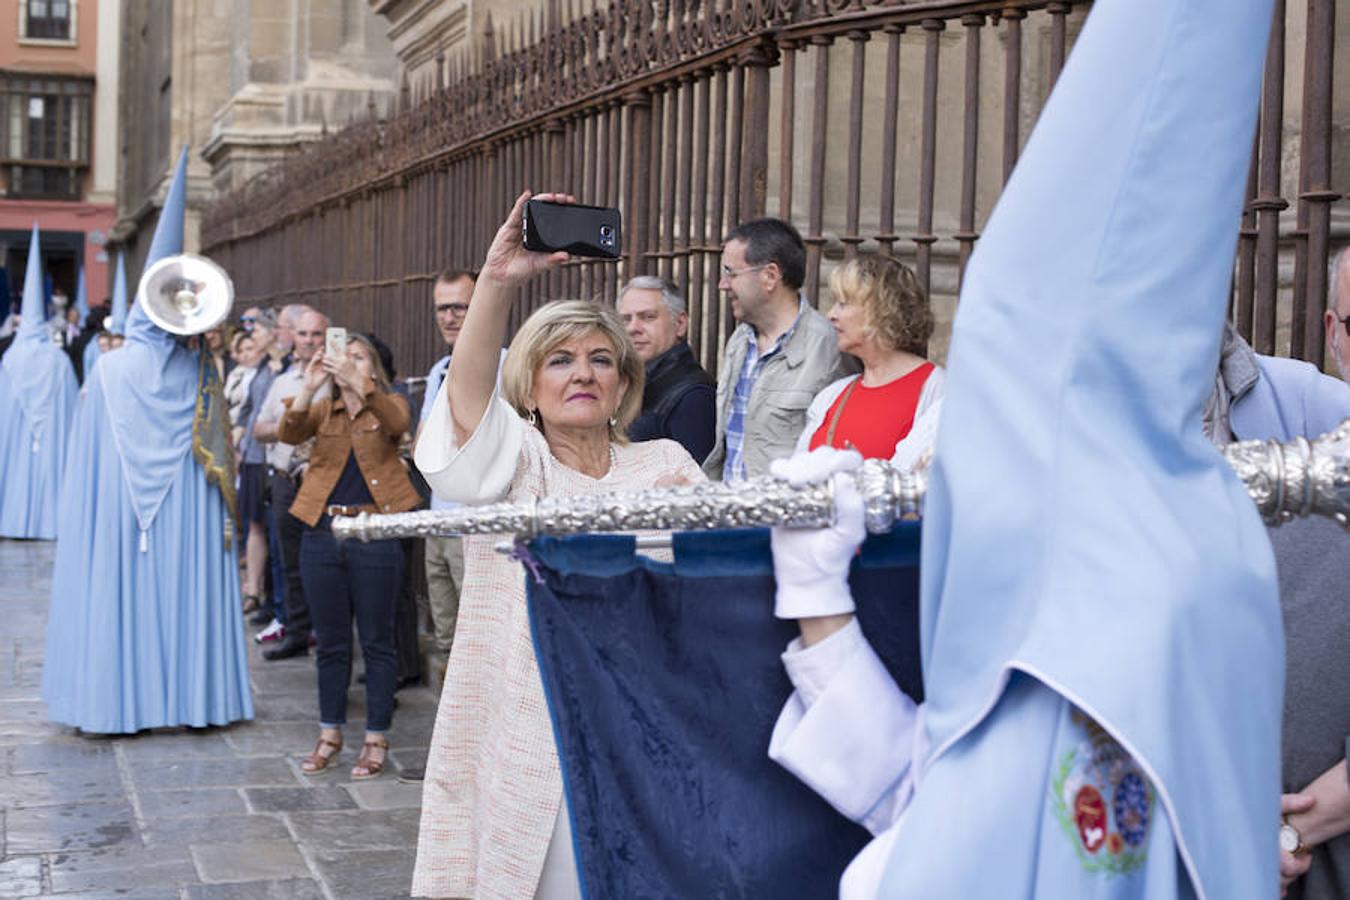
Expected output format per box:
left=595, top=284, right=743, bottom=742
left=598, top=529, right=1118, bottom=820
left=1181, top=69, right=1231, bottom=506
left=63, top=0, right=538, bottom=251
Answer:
left=299, top=525, right=403, bottom=732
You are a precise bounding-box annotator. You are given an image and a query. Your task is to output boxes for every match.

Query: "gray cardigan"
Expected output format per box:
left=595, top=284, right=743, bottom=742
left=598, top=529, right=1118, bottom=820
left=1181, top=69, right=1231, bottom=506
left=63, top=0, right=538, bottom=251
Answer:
left=702, top=303, right=853, bottom=480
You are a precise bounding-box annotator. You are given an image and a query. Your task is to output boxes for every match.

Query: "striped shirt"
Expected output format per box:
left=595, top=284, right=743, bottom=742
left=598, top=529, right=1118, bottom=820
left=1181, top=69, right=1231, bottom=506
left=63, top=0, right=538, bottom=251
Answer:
left=723, top=307, right=803, bottom=481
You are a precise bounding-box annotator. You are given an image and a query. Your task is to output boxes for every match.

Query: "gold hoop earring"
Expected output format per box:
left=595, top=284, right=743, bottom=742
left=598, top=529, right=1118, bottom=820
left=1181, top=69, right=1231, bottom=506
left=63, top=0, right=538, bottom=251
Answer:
left=609, top=415, right=618, bottom=428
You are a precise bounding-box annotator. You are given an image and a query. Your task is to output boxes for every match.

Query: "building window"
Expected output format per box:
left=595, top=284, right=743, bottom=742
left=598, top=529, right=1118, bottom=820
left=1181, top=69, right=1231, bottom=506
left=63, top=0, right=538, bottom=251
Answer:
left=19, top=0, right=75, bottom=42
left=0, top=76, right=92, bottom=199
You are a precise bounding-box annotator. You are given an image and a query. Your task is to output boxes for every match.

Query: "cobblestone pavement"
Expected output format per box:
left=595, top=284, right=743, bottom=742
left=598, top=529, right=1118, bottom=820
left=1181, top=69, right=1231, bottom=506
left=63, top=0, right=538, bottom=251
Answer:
left=0, top=539, right=438, bottom=899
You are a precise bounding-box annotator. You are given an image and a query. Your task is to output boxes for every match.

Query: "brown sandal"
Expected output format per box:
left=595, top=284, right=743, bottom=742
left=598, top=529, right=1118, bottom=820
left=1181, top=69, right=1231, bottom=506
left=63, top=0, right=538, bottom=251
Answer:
left=351, top=737, right=389, bottom=781
left=301, top=735, right=343, bottom=776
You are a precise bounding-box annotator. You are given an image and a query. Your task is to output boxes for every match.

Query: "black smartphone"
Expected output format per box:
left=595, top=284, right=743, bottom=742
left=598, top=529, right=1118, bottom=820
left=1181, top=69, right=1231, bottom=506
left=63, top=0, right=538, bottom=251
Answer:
left=522, top=199, right=622, bottom=260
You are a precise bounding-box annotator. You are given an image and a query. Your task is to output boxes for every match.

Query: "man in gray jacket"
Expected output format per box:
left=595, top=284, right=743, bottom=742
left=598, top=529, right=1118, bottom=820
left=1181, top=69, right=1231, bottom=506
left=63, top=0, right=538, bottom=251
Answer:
left=703, top=218, right=851, bottom=480
left=1205, top=323, right=1350, bottom=900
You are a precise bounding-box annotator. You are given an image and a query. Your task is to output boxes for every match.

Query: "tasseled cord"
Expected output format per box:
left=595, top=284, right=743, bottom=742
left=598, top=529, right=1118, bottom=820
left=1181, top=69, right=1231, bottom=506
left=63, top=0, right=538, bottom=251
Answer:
left=139, top=529, right=149, bottom=553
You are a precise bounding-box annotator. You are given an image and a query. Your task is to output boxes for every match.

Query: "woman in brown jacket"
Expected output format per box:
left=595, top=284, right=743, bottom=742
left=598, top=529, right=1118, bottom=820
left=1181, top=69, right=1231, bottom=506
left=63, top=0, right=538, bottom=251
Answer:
left=279, top=332, right=420, bottom=780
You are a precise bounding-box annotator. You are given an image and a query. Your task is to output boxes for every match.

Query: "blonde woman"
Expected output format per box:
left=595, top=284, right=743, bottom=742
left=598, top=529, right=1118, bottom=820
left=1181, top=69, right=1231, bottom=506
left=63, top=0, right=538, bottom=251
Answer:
left=796, top=254, right=944, bottom=468
left=412, top=193, right=705, bottom=899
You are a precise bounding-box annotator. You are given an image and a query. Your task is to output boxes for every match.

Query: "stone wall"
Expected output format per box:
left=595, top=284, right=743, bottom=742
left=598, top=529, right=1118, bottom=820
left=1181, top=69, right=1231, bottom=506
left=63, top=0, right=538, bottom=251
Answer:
left=205, top=0, right=398, bottom=195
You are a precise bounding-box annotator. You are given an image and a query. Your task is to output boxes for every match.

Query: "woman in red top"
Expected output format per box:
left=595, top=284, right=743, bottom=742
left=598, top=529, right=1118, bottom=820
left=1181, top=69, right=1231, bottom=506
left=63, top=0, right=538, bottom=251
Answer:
left=796, top=255, right=944, bottom=467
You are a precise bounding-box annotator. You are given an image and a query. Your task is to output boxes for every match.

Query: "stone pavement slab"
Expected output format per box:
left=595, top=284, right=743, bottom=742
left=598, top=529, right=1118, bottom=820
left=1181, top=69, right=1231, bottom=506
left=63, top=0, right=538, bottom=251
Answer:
left=5, top=800, right=140, bottom=854
left=285, top=808, right=421, bottom=852
left=0, top=768, right=128, bottom=810
left=116, top=730, right=238, bottom=760
left=0, top=856, right=42, bottom=899
left=136, top=787, right=250, bottom=819
left=140, top=814, right=292, bottom=849
left=128, top=756, right=302, bottom=792
left=190, top=841, right=310, bottom=883
left=221, top=722, right=321, bottom=756
left=244, top=785, right=358, bottom=813
left=8, top=739, right=119, bottom=774
left=49, top=891, right=181, bottom=900
left=308, top=847, right=420, bottom=899
left=343, top=778, right=423, bottom=810
left=183, top=879, right=326, bottom=899
left=0, top=538, right=441, bottom=897
left=48, top=845, right=198, bottom=894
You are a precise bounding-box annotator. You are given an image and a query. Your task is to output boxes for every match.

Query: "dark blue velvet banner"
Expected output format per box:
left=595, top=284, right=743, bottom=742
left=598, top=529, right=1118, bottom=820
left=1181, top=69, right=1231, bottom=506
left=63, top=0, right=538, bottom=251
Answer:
left=525, top=524, right=924, bottom=900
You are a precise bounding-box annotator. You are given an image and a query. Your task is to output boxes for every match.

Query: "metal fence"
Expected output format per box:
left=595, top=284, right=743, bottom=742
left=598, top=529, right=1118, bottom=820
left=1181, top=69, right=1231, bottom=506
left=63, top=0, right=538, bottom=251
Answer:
left=202, top=0, right=1341, bottom=381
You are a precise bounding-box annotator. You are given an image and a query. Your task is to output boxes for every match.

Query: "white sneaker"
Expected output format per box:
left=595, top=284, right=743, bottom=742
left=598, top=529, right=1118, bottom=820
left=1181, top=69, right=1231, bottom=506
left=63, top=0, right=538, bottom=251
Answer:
left=254, top=619, right=286, bottom=644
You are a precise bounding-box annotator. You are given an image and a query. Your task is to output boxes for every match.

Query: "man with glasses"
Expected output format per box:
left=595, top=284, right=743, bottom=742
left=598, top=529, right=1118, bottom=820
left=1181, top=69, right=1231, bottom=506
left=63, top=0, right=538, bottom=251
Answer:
left=419, top=269, right=478, bottom=683
left=1324, top=249, right=1350, bottom=383
left=702, top=218, right=850, bottom=481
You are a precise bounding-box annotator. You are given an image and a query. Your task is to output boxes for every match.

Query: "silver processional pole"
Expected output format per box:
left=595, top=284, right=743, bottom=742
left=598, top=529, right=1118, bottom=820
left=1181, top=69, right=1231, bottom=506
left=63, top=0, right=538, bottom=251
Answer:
left=331, top=420, right=1350, bottom=543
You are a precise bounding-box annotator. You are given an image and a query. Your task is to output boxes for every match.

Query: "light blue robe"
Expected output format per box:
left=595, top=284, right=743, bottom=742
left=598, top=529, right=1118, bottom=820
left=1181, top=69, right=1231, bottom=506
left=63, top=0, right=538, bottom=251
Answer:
left=42, top=348, right=253, bottom=732
left=42, top=148, right=253, bottom=733
left=0, top=364, right=77, bottom=540
left=0, top=229, right=78, bottom=539
left=83, top=252, right=129, bottom=381
left=81, top=333, right=101, bottom=382
left=879, top=1, right=1281, bottom=898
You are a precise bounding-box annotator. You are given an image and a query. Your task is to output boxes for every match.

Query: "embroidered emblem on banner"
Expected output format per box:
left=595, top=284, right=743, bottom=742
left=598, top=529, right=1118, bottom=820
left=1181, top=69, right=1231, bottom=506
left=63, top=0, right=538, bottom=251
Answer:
left=1050, top=709, right=1154, bottom=875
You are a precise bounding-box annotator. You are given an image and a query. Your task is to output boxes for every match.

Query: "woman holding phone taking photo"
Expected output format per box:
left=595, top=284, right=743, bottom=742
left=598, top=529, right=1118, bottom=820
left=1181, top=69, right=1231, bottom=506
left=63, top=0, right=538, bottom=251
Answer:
left=411, top=192, right=705, bottom=899
left=278, top=331, right=421, bottom=780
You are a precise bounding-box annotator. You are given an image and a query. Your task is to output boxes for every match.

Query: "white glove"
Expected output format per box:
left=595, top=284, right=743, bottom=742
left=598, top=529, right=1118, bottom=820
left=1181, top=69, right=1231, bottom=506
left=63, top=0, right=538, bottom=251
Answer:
left=769, top=447, right=865, bottom=619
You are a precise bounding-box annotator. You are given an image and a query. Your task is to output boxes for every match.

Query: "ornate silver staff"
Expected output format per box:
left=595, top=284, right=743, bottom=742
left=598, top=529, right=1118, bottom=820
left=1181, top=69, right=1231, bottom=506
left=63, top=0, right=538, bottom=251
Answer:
left=333, top=420, right=1350, bottom=542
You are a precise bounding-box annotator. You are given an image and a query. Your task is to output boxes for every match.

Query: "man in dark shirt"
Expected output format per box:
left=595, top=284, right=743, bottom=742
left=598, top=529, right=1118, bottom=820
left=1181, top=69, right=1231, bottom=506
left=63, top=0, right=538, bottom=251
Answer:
left=617, top=276, right=715, bottom=463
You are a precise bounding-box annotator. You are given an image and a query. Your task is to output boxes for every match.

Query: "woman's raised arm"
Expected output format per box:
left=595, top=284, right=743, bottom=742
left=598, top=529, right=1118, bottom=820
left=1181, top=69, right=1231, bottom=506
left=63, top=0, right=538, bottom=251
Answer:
left=447, top=190, right=570, bottom=444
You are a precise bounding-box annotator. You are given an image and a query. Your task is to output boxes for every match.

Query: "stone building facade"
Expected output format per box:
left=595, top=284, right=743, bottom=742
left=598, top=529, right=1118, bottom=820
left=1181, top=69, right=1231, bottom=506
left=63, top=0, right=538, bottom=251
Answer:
left=114, top=0, right=397, bottom=285
left=0, top=0, right=120, bottom=308
left=204, top=0, right=399, bottom=195
left=369, top=0, right=539, bottom=91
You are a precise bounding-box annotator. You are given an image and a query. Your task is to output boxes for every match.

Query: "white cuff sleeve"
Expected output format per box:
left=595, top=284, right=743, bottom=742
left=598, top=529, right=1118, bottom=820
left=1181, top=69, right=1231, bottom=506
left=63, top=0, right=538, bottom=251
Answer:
left=413, top=378, right=523, bottom=504
left=769, top=621, right=926, bottom=834
left=774, top=572, right=856, bottom=620
left=779, top=620, right=867, bottom=707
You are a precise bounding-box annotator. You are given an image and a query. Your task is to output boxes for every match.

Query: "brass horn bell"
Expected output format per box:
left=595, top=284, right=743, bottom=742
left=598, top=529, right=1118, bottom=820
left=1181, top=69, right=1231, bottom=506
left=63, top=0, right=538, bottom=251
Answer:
left=136, top=254, right=234, bottom=335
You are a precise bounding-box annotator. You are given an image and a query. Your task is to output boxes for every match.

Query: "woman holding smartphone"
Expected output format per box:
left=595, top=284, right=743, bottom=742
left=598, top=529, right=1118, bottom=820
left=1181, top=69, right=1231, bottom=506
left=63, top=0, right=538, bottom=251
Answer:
left=278, top=331, right=421, bottom=780
left=412, top=192, right=706, bottom=899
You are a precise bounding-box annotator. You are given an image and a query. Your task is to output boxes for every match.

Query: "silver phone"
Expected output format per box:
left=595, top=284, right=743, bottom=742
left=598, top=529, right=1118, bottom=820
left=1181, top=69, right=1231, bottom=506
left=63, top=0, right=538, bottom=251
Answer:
left=325, top=326, right=347, bottom=359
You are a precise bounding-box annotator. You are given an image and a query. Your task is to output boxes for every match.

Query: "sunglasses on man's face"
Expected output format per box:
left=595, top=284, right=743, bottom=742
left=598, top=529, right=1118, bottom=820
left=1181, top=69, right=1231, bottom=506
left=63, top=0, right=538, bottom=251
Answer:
left=1337, top=314, right=1350, bottom=337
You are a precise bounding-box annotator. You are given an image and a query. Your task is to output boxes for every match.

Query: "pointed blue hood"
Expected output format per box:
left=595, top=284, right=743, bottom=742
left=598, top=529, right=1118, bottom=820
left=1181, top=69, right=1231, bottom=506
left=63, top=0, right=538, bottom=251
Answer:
left=16, top=224, right=47, bottom=342
left=75, top=266, right=89, bottom=320
left=97, top=145, right=201, bottom=538
left=125, top=146, right=188, bottom=345
left=146, top=149, right=186, bottom=264
left=2, top=223, right=75, bottom=447
left=108, top=253, right=128, bottom=334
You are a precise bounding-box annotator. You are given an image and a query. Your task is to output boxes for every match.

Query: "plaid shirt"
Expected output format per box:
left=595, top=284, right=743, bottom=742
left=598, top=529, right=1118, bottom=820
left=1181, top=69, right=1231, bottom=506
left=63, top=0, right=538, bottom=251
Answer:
left=722, top=308, right=803, bottom=481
